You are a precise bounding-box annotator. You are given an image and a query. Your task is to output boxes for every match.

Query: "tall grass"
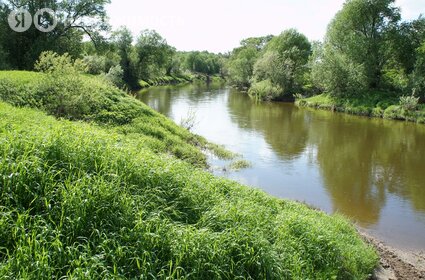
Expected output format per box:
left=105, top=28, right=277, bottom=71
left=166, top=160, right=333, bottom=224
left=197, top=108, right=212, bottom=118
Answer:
left=0, top=102, right=378, bottom=279
left=0, top=71, right=233, bottom=166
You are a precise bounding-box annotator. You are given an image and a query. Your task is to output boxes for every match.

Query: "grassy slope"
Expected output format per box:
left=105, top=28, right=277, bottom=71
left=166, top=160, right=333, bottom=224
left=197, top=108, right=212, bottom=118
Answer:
left=0, top=71, right=233, bottom=167
left=297, top=91, right=425, bottom=123
left=0, top=102, right=377, bottom=279
left=0, top=71, right=378, bottom=279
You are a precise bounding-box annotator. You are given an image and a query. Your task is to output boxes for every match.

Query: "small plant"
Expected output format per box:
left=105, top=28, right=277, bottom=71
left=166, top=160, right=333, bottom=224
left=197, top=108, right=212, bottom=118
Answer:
left=180, top=108, right=198, bottom=131
left=399, top=93, right=419, bottom=112
left=293, top=93, right=304, bottom=100
left=229, top=159, right=252, bottom=171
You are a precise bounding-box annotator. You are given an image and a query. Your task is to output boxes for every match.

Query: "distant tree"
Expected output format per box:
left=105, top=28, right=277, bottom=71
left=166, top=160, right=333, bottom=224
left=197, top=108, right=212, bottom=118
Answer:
left=226, top=36, right=273, bottom=88
left=111, top=27, right=138, bottom=87
left=0, top=0, right=110, bottom=69
left=135, top=30, right=175, bottom=81
left=252, top=29, right=311, bottom=96
left=410, top=42, right=425, bottom=97
left=184, top=51, right=221, bottom=76
left=325, top=0, right=401, bottom=89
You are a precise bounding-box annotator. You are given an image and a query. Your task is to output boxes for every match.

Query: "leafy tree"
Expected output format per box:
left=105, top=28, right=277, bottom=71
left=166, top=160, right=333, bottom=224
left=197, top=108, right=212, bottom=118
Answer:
left=311, top=46, right=368, bottom=97
left=0, top=0, right=110, bottom=69
left=252, top=29, right=311, bottom=97
left=227, top=46, right=259, bottom=87
left=227, top=36, right=272, bottom=88
left=135, top=30, right=175, bottom=81
left=325, top=0, right=401, bottom=89
left=184, top=51, right=221, bottom=76
left=111, top=27, right=138, bottom=87
left=410, top=42, right=425, bottom=97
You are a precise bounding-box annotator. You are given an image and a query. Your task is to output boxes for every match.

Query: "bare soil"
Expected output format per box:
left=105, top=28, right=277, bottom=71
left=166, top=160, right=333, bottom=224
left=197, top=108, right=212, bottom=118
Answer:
left=358, top=230, right=425, bottom=280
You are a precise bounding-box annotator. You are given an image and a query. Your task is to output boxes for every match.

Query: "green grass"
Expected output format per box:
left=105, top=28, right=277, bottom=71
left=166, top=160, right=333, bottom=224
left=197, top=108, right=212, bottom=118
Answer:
left=0, top=102, right=378, bottom=279
left=0, top=71, right=231, bottom=167
left=297, top=91, right=425, bottom=123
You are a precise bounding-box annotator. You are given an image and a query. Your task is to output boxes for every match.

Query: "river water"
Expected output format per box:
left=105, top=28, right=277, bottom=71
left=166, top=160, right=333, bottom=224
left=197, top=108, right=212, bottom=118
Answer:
left=138, top=82, right=425, bottom=251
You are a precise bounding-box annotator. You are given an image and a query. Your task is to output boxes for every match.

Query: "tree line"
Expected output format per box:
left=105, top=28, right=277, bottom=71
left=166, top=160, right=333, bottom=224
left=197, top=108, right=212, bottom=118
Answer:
left=226, top=0, right=425, bottom=102
left=1, top=0, right=424, bottom=100
left=0, top=0, right=224, bottom=89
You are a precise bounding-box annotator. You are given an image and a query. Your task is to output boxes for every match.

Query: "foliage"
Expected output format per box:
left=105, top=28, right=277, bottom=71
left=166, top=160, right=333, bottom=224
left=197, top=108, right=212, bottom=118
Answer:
left=0, top=61, right=230, bottom=166
left=249, top=79, right=282, bottom=101
left=226, top=38, right=268, bottom=88
left=35, top=51, right=87, bottom=75
left=311, top=48, right=368, bottom=97
left=183, top=51, right=222, bottom=76
left=0, top=0, right=110, bottom=69
left=399, top=94, right=419, bottom=111
left=103, top=65, right=125, bottom=88
left=297, top=91, right=425, bottom=123
left=0, top=101, right=378, bottom=279
left=135, top=30, right=176, bottom=81
left=410, top=42, right=425, bottom=97
left=325, top=0, right=400, bottom=89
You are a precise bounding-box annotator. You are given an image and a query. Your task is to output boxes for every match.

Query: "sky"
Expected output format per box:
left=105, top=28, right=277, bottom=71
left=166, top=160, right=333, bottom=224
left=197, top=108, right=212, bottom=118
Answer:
left=106, top=0, right=425, bottom=53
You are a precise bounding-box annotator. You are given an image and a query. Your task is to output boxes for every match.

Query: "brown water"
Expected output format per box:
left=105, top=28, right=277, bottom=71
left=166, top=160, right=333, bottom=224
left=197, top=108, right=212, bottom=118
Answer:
left=138, top=82, right=425, bottom=250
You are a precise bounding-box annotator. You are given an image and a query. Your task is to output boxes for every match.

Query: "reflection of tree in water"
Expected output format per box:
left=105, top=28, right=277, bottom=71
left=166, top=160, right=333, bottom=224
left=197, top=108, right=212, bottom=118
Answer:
left=138, top=83, right=226, bottom=117
left=311, top=112, right=425, bottom=225
left=140, top=84, right=425, bottom=227
left=312, top=116, right=386, bottom=226
left=137, top=87, right=174, bottom=117
left=226, top=88, right=309, bottom=160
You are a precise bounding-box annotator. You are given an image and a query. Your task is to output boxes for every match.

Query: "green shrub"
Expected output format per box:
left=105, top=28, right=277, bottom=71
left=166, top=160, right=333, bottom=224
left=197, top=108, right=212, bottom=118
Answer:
left=248, top=79, right=282, bottom=101
left=383, top=105, right=403, bottom=120
left=399, top=94, right=419, bottom=112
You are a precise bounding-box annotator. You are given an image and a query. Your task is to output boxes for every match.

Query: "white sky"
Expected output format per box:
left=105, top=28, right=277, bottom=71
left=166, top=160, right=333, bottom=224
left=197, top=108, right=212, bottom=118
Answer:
left=106, top=0, right=425, bottom=53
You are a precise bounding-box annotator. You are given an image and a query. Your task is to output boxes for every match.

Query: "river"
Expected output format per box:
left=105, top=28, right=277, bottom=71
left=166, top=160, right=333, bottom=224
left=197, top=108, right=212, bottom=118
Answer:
left=138, top=82, right=425, bottom=251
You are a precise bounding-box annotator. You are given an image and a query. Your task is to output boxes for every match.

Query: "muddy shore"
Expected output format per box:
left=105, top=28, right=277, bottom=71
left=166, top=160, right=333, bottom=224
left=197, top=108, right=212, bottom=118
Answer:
left=358, top=230, right=425, bottom=279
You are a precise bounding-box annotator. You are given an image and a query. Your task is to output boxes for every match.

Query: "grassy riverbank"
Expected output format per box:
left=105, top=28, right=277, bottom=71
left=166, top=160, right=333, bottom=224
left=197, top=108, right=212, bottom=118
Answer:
left=0, top=70, right=378, bottom=278
left=139, top=74, right=224, bottom=89
left=296, top=92, right=425, bottom=124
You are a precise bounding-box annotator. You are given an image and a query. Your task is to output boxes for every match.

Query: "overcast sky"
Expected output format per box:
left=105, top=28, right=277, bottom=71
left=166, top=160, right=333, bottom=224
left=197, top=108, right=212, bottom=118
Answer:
left=106, top=0, right=425, bottom=53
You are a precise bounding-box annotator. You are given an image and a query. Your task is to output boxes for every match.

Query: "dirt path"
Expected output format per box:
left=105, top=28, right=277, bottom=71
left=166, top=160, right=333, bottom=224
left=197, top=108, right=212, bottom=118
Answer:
left=358, top=230, right=425, bottom=279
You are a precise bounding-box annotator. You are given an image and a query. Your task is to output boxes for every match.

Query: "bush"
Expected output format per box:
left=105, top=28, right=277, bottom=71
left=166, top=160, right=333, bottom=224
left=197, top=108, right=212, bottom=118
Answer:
left=383, top=105, right=403, bottom=119
left=83, top=55, right=107, bottom=74
left=35, top=51, right=87, bottom=75
left=103, top=65, right=125, bottom=88
left=311, top=49, right=367, bottom=97
left=399, top=94, right=419, bottom=112
left=248, top=79, right=282, bottom=101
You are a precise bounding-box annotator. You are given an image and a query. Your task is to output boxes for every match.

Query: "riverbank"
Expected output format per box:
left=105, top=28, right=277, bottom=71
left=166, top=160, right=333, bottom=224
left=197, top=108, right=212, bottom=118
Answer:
left=358, top=230, right=425, bottom=279
left=296, top=92, right=425, bottom=124
left=0, top=70, right=378, bottom=278
left=139, top=73, right=224, bottom=89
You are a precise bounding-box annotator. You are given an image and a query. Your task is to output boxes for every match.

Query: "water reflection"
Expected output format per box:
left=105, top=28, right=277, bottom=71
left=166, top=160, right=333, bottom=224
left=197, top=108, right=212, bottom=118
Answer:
left=138, top=83, right=425, bottom=249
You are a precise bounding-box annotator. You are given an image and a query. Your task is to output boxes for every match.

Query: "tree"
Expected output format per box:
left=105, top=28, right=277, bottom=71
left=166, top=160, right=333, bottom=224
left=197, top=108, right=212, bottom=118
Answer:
left=227, top=46, right=259, bottom=88
left=0, top=0, right=110, bottom=69
left=135, top=30, right=175, bottom=81
left=410, top=42, right=425, bottom=97
left=226, top=36, right=272, bottom=88
left=111, top=27, right=138, bottom=87
left=325, top=0, right=400, bottom=89
left=252, top=29, right=311, bottom=97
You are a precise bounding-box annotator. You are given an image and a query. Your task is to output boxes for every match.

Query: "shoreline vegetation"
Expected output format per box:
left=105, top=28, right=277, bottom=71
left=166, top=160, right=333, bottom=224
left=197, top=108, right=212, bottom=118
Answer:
left=0, top=54, right=379, bottom=278
left=295, top=92, right=425, bottom=124
left=138, top=73, right=225, bottom=89
left=225, top=1, right=425, bottom=126
left=0, top=0, right=423, bottom=277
